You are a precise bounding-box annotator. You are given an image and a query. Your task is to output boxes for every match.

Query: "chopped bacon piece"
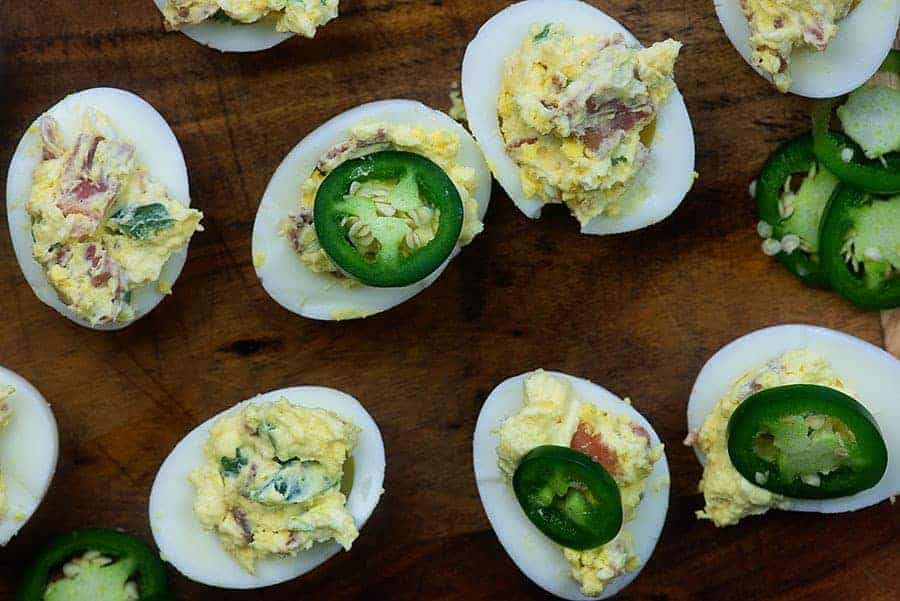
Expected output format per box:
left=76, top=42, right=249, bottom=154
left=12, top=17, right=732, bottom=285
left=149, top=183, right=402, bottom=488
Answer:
left=505, top=136, right=538, bottom=152
left=803, top=22, right=827, bottom=51
left=317, top=129, right=388, bottom=171
left=84, top=244, right=118, bottom=289
left=56, top=135, right=133, bottom=235
left=232, top=508, right=254, bottom=543
left=571, top=421, right=619, bottom=475
left=578, top=98, right=652, bottom=153
left=630, top=423, right=651, bottom=445
left=91, top=272, right=112, bottom=287
left=40, top=117, right=66, bottom=161
left=53, top=245, right=72, bottom=266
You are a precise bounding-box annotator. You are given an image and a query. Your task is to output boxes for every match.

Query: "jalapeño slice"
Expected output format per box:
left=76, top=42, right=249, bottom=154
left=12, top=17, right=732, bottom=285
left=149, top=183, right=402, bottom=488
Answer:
left=728, top=385, right=888, bottom=499
left=17, top=528, right=170, bottom=601
left=513, top=445, right=622, bottom=550
left=811, top=100, right=900, bottom=196
left=755, top=133, right=833, bottom=287
left=819, top=185, right=900, bottom=310
left=314, top=150, right=463, bottom=287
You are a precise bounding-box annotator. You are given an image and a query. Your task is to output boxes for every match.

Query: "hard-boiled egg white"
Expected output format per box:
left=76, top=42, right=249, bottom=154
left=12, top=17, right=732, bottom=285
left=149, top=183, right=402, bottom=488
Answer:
left=462, top=0, right=695, bottom=235
left=149, top=386, right=386, bottom=589
left=687, top=324, right=900, bottom=513
left=714, top=0, right=900, bottom=97
left=252, top=99, right=491, bottom=320
left=6, top=87, right=193, bottom=331
left=0, top=366, right=59, bottom=546
left=152, top=1, right=293, bottom=52
left=473, top=371, right=670, bottom=600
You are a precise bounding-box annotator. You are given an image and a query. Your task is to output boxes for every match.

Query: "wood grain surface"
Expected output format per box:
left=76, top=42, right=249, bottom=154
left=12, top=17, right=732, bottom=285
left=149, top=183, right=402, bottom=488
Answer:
left=1, top=1, right=898, bottom=599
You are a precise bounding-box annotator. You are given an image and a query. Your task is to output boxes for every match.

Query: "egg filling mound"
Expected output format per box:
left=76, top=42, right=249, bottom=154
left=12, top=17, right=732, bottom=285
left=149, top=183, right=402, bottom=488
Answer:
left=162, top=0, right=339, bottom=37
left=497, top=24, right=681, bottom=225
left=280, top=122, right=483, bottom=285
left=26, top=111, right=203, bottom=326
left=0, top=387, right=12, bottom=519
left=497, top=370, right=662, bottom=596
left=190, top=398, right=360, bottom=572
left=691, top=350, right=855, bottom=526
left=742, top=0, right=857, bottom=93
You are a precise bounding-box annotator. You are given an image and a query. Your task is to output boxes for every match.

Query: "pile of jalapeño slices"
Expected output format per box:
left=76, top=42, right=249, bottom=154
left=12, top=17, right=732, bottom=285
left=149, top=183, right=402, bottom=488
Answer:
left=756, top=51, right=900, bottom=310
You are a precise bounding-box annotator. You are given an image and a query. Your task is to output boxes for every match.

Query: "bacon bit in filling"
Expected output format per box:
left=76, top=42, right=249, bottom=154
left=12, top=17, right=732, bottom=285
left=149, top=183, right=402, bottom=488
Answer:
left=40, top=118, right=65, bottom=161
left=571, top=421, right=620, bottom=476
left=233, top=508, right=254, bottom=543
left=630, top=423, right=651, bottom=445
left=55, top=132, right=134, bottom=236
left=316, top=128, right=387, bottom=172
left=578, top=98, right=653, bottom=154
left=505, top=136, right=538, bottom=152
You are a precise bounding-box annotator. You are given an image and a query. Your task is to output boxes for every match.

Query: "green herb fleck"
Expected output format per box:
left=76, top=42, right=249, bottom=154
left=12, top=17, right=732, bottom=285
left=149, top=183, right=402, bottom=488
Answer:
left=611, top=156, right=628, bottom=166
left=220, top=448, right=247, bottom=478
left=533, top=24, right=552, bottom=44
left=109, top=203, right=175, bottom=240
left=249, top=460, right=336, bottom=504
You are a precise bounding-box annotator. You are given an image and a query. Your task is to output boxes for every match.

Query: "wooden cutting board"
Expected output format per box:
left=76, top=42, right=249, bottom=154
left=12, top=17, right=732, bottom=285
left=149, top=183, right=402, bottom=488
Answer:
left=0, top=1, right=896, bottom=599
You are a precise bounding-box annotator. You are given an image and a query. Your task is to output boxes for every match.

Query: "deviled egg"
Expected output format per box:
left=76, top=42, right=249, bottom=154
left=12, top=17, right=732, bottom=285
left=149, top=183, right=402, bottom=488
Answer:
left=0, top=366, right=59, bottom=546
left=154, top=0, right=338, bottom=52
left=252, top=99, right=491, bottom=320
left=462, top=0, right=695, bottom=235
left=715, top=0, right=900, bottom=96
left=474, top=370, right=670, bottom=599
left=149, top=386, right=385, bottom=588
left=686, top=324, right=899, bottom=526
left=6, top=88, right=203, bottom=330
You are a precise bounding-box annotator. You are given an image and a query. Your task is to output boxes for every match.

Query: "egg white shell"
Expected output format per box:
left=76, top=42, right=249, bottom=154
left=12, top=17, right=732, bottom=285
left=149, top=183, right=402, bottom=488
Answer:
left=473, top=371, right=670, bottom=600
left=149, top=386, right=386, bottom=589
left=6, top=87, right=193, bottom=331
left=0, top=366, right=59, bottom=546
left=152, top=1, right=294, bottom=52
left=252, top=99, right=491, bottom=320
left=715, top=0, right=900, bottom=98
left=687, top=324, right=900, bottom=513
left=461, top=0, right=695, bottom=235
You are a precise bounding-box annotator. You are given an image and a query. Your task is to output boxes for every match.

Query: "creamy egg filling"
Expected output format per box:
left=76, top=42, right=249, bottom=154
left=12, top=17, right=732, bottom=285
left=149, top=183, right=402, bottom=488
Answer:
left=0, top=386, right=13, bottom=519
left=190, top=399, right=360, bottom=572
left=163, top=0, right=340, bottom=38
left=26, top=111, right=203, bottom=325
left=497, top=370, right=662, bottom=596
left=280, top=122, right=483, bottom=285
left=742, top=0, right=858, bottom=93
left=497, top=23, right=681, bottom=224
left=691, top=349, right=853, bottom=526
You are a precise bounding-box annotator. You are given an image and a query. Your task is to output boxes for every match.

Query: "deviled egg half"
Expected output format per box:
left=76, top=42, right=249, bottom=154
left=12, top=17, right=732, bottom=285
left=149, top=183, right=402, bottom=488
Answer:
left=686, top=324, right=899, bottom=527
left=6, top=88, right=203, bottom=330
left=0, top=366, right=59, bottom=546
left=154, top=0, right=338, bottom=52
left=462, top=0, right=695, bottom=235
left=149, top=386, right=386, bottom=588
left=474, top=370, right=670, bottom=599
left=252, top=100, right=491, bottom=320
left=715, top=0, right=900, bottom=96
